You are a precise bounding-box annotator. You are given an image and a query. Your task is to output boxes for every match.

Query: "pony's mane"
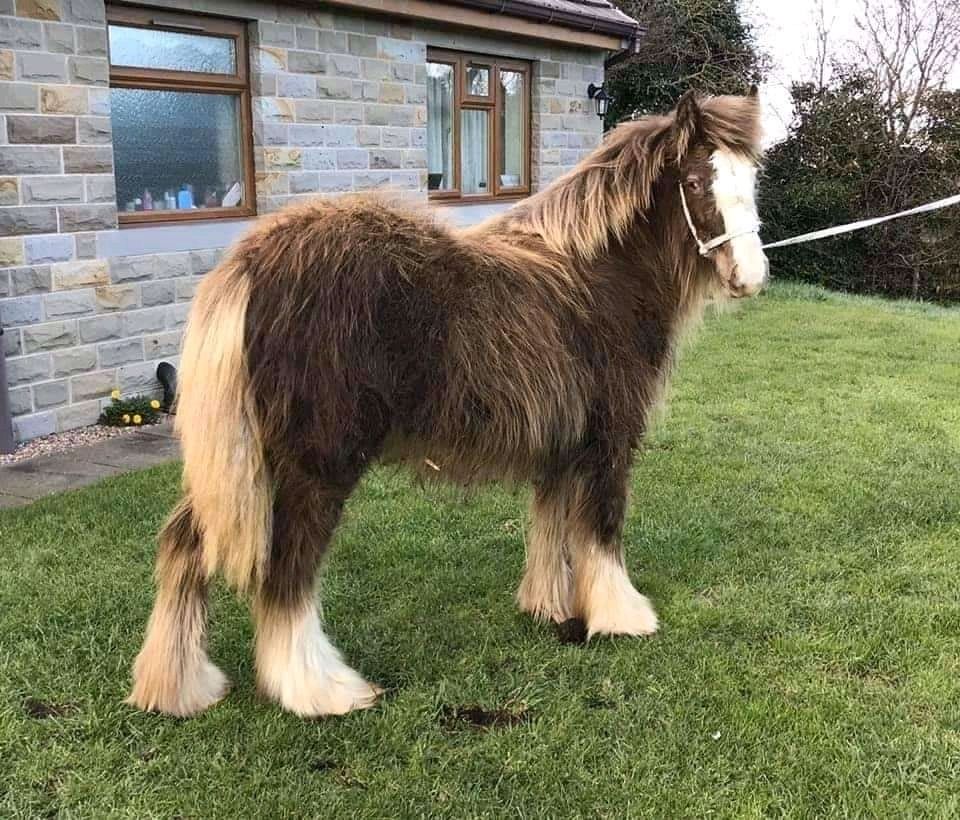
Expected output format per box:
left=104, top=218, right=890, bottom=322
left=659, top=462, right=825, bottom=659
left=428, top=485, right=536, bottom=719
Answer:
left=502, top=94, right=762, bottom=261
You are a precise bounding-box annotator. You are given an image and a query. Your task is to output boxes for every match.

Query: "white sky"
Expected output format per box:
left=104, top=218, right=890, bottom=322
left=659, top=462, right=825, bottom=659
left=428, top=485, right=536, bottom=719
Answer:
left=742, top=0, right=960, bottom=145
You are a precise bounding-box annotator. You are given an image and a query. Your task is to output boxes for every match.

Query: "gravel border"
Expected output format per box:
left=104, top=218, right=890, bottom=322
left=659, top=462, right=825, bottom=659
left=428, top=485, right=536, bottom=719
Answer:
left=0, top=423, right=151, bottom=466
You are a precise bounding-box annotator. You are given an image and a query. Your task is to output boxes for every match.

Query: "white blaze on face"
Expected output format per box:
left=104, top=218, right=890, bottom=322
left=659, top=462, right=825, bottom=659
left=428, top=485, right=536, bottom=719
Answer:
left=710, top=148, right=767, bottom=295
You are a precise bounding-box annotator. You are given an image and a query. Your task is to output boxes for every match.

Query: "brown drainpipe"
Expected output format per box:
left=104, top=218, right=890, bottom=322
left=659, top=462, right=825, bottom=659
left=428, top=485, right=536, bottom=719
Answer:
left=0, top=325, right=14, bottom=454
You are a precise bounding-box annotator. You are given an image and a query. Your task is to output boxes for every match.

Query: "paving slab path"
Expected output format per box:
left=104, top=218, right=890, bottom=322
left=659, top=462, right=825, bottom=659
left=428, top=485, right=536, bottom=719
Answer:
left=0, top=421, right=180, bottom=509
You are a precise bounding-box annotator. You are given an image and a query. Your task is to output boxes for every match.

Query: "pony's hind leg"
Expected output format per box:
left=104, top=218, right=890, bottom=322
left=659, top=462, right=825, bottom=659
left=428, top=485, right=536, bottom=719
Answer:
left=127, top=498, right=229, bottom=716
left=517, top=481, right=574, bottom=623
left=254, top=472, right=382, bottom=717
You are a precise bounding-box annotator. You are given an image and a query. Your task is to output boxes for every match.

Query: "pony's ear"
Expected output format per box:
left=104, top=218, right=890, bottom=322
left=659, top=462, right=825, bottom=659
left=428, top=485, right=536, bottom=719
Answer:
left=672, top=90, right=702, bottom=163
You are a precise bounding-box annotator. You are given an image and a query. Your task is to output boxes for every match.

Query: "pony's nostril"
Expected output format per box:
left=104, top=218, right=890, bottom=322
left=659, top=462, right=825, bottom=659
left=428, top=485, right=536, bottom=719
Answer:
left=730, top=267, right=746, bottom=295
left=731, top=275, right=764, bottom=298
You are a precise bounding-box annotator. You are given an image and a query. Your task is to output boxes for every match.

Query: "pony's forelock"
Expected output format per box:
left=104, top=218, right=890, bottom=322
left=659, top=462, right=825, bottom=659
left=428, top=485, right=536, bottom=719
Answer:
left=698, top=94, right=764, bottom=162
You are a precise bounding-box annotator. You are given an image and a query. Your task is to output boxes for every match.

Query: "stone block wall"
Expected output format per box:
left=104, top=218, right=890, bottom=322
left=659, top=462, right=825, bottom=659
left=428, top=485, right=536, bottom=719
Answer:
left=2, top=246, right=225, bottom=440
left=2, top=0, right=608, bottom=442
left=0, top=0, right=123, bottom=440
left=247, top=7, right=428, bottom=213
left=531, top=47, right=605, bottom=189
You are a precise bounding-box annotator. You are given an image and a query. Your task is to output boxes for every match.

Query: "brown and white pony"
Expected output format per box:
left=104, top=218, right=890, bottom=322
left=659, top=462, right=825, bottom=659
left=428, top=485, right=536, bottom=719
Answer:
left=128, top=90, right=768, bottom=718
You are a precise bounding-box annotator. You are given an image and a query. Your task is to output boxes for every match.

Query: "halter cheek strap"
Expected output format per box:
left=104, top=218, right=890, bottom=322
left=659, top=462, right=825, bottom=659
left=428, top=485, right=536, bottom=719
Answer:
left=679, top=182, right=761, bottom=257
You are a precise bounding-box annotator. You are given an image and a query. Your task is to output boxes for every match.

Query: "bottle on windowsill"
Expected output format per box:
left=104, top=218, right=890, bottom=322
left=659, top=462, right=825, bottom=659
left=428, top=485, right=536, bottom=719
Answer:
left=142, top=189, right=153, bottom=210
left=177, top=184, right=194, bottom=210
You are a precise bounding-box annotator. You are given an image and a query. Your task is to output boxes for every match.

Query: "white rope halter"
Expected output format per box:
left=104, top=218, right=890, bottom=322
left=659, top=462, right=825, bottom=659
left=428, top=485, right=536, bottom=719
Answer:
left=679, top=182, right=761, bottom=257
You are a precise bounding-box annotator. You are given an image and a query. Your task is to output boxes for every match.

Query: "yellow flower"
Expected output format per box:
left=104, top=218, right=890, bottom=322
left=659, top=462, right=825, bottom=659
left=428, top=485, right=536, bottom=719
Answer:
left=111, top=389, right=121, bottom=400
left=122, top=414, right=131, bottom=424
left=133, top=414, right=142, bottom=425
left=150, top=399, right=161, bottom=410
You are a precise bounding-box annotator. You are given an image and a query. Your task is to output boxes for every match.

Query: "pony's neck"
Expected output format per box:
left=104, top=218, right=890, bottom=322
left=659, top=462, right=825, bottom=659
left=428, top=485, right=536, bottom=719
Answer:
left=501, top=118, right=673, bottom=265
left=473, top=127, right=712, bottom=319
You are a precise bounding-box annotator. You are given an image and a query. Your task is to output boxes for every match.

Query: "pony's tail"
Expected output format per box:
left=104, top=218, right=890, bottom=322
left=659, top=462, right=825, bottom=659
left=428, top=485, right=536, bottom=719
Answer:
left=128, top=258, right=270, bottom=715
left=176, top=258, right=272, bottom=594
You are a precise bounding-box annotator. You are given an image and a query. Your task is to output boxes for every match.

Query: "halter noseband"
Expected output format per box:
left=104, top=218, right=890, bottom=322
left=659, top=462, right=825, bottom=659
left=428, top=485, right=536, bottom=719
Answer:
left=679, top=182, right=761, bottom=257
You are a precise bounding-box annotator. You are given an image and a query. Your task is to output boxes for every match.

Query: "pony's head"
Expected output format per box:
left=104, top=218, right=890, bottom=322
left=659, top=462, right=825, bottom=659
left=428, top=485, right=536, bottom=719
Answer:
left=669, top=89, right=767, bottom=298
left=516, top=88, right=767, bottom=299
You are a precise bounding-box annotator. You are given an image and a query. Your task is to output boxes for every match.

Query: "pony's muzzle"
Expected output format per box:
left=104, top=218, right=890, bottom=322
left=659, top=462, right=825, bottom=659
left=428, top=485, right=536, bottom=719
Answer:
left=729, top=256, right=769, bottom=298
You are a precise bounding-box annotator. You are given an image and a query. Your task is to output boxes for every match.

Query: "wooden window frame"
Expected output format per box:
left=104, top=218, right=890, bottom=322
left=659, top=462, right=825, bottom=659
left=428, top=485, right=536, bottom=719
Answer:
left=106, top=5, right=256, bottom=226
left=427, top=49, right=531, bottom=203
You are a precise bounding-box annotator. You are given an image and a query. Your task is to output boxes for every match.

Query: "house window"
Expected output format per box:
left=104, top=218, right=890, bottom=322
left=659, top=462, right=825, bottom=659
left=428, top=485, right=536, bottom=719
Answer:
left=426, top=50, right=530, bottom=201
left=106, top=6, right=255, bottom=225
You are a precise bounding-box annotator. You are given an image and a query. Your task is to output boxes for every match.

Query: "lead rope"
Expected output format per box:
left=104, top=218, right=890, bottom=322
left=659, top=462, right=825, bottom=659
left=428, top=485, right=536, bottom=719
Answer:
left=761, top=192, right=960, bottom=250
left=680, top=184, right=960, bottom=255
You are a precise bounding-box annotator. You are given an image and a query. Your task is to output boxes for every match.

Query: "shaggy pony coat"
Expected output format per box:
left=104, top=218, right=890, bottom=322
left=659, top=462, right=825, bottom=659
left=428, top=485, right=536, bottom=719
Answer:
left=128, top=91, right=764, bottom=717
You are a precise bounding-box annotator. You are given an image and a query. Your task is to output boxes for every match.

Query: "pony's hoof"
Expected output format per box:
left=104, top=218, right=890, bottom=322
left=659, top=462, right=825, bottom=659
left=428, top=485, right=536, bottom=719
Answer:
left=518, top=599, right=574, bottom=625
left=272, top=669, right=384, bottom=718
left=555, top=618, right=588, bottom=644
left=516, top=578, right=573, bottom=625
left=126, top=656, right=230, bottom=717
left=585, top=590, right=659, bottom=639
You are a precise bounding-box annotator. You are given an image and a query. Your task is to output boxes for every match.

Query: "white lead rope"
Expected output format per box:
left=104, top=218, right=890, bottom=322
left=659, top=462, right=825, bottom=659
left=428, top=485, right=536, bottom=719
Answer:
left=681, top=182, right=960, bottom=256
left=762, top=192, right=960, bottom=250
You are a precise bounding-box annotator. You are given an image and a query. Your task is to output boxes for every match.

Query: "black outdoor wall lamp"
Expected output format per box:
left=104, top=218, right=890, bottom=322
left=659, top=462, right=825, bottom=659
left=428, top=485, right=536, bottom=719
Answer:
left=587, top=83, right=611, bottom=118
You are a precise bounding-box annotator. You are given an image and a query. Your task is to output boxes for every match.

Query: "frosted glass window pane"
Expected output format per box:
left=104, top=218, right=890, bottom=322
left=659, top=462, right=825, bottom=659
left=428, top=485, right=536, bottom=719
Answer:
left=461, top=109, right=489, bottom=194
left=466, top=64, right=489, bottom=96
left=426, top=62, right=455, bottom=191
left=499, top=70, right=524, bottom=188
left=111, top=88, right=245, bottom=212
left=108, top=25, right=236, bottom=74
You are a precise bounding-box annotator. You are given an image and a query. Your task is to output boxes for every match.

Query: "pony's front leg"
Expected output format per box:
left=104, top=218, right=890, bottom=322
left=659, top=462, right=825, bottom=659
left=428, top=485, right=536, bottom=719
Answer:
left=517, top=481, right=574, bottom=623
left=573, top=540, right=658, bottom=639
left=569, top=454, right=658, bottom=639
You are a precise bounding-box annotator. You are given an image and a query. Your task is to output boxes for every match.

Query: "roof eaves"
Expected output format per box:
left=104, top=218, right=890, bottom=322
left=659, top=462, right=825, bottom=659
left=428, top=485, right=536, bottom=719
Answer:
left=444, top=0, right=641, bottom=42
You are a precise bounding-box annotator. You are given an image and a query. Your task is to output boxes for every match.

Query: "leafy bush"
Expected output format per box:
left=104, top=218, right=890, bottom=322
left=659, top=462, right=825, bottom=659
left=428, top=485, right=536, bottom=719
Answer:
left=606, top=0, right=765, bottom=126
left=99, top=390, right=163, bottom=427
left=759, top=71, right=960, bottom=302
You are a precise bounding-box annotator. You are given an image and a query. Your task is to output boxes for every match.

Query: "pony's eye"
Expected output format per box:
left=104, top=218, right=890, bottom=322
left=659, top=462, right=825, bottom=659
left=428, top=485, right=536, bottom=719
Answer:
left=686, top=177, right=702, bottom=194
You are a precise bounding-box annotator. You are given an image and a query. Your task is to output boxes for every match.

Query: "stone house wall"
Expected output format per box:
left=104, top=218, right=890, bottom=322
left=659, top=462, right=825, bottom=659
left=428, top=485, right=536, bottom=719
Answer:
left=1, top=0, right=607, bottom=442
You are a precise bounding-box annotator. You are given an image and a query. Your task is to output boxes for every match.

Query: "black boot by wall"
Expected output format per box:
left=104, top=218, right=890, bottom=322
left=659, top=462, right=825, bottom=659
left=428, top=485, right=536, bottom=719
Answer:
left=156, top=362, right=178, bottom=413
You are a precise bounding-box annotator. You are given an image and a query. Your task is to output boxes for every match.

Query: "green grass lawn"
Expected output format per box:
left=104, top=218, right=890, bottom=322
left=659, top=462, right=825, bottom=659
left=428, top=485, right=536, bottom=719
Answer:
left=2, top=283, right=959, bottom=818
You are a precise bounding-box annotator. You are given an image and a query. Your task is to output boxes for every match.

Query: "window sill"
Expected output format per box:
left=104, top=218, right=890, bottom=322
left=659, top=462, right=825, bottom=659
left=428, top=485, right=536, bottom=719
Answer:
left=99, top=217, right=256, bottom=257
left=118, top=206, right=256, bottom=227
left=430, top=199, right=521, bottom=227
left=429, top=195, right=528, bottom=207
